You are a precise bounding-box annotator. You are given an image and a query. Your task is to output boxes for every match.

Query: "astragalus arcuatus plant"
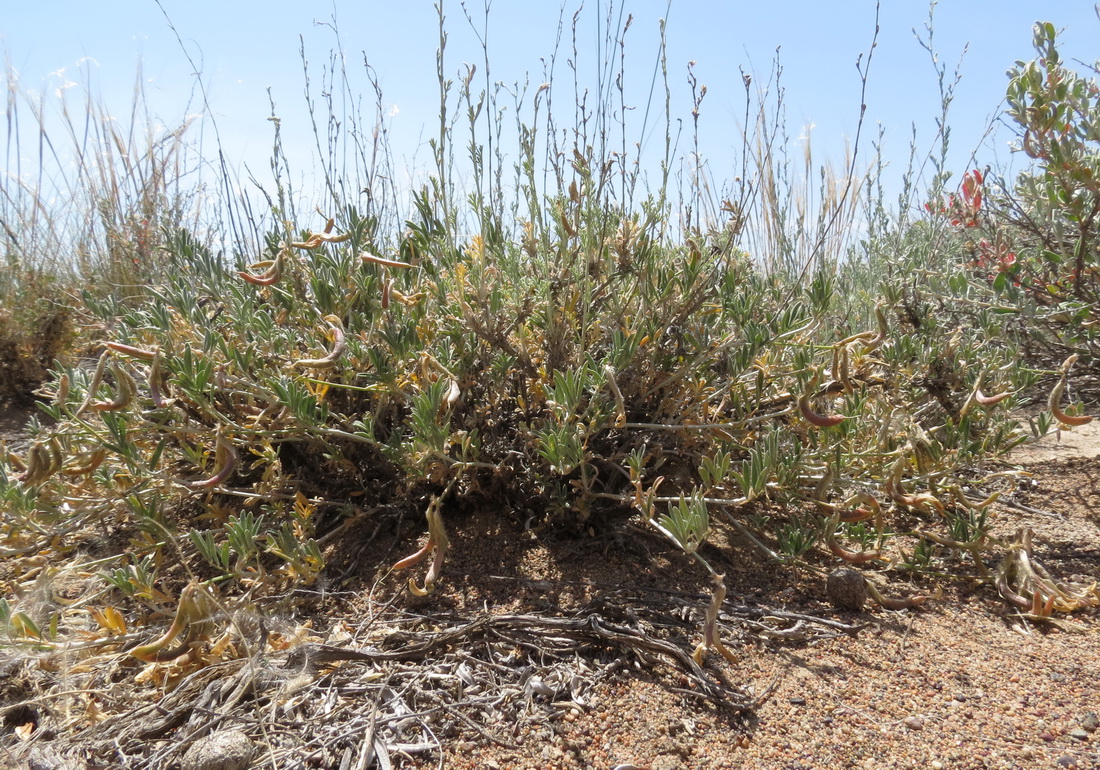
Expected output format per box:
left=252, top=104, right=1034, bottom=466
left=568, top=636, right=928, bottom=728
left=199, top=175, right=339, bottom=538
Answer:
left=1, top=8, right=1095, bottom=682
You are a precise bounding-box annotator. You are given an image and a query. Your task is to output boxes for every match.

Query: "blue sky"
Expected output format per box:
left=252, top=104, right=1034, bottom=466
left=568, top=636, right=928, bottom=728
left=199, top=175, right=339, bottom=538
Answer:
left=3, top=1, right=1098, bottom=217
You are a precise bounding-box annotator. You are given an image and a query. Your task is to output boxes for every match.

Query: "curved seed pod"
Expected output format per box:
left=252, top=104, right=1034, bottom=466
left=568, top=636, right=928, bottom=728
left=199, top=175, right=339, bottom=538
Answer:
left=24, top=445, right=49, bottom=484
left=813, top=466, right=834, bottom=514
left=909, top=492, right=946, bottom=516
left=130, top=583, right=216, bottom=662
left=92, top=362, right=136, bottom=411
left=61, top=448, right=108, bottom=477
left=604, top=365, right=627, bottom=428
left=46, top=437, right=64, bottom=476
left=798, top=373, right=846, bottom=429
left=55, top=373, right=70, bottom=408
left=692, top=573, right=740, bottom=666
left=444, top=377, right=462, bottom=410
left=6, top=450, right=27, bottom=473
left=148, top=351, right=170, bottom=408
left=958, top=373, right=982, bottom=418
left=974, top=389, right=1011, bottom=406
left=24, top=441, right=61, bottom=485
left=75, top=351, right=110, bottom=417
left=361, top=251, right=413, bottom=269
left=994, top=549, right=1032, bottom=611
left=1028, top=589, right=1057, bottom=618
left=861, top=304, right=889, bottom=354
left=104, top=341, right=157, bottom=362
left=391, top=541, right=432, bottom=571
left=949, top=485, right=999, bottom=512
left=408, top=543, right=447, bottom=597
left=407, top=498, right=450, bottom=596
left=836, top=329, right=876, bottom=346
left=960, top=369, right=1013, bottom=417
left=291, top=315, right=347, bottom=370
left=239, top=250, right=284, bottom=286
left=825, top=516, right=885, bottom=564
left=865, top=580, right=933, bottom=610
left=290, top=221, right=350, bottom=249
left=1048, top=355, right=1092, bottom=427
left=885, top=452, right=946, bottom=515
left=187, top=435, right=238, bottom=489
left=838, top=492, right=881, bottom=524
left=837, top=506, right=875, bottom=523
left=837, top=343, right=854, bottom=393
left=1022, top=129, right=1042, bottom=159
left=830, top=342, right=857, bottom=388
left=390, top=287, right=425, bottom=307
left=884, top=453, right=908, bottom=500
left=17, top=443, right=49, bottom=485
left=380, top=277, right=392, bottom=310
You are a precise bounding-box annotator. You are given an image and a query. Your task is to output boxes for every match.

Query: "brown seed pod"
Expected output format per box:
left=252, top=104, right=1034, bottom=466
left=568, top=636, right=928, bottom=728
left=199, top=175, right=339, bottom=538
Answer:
left=974, top=389, right=1011, bottom=406
left=75, top=351, right=110, bottom=417
left=92, top=362, right=136, bottom=411
left=17, top=443, right=51, bottom=485
left=289, top=227, right=350, bottom=250
left=130, top=583, right=216, bottom=662
left=692, top=573, right=740, bottom=665
left=239, top=250, right=284, bottom=286
left=865, top=580, right=934, bottom=610
left=798, top=373, right=846, bottom=429
left=361, top=251, right=413, bottom=269
left=825, top=509, right=885, bottom=564
left=187, top=435, right=238, bottom=490
left=291, top=315, right=347, bottom=370
left=861, top=304, right=889, bottom=354
left=826, top=532, right=885, bottom=564
left=1048, top=354, right=1092, bottom=427
left=406, top=497, right=450, bottom=596
left=885, top=452, right=945, bottom=515
left=104, top=341, right=157, bottom=361
left=61, top=448, right=107, bottom=477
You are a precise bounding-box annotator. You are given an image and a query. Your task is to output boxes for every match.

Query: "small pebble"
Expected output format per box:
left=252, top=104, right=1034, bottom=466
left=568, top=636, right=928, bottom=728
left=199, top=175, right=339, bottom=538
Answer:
left=789, top=697, right=807, bottom=706
left=1081, top=711, right=1099, bottom=733
left=902, top=716, right=924, bottom=731
left=1069, top=728, right=1089, bottom=742
left=1056, top=756, right=1079, bottom=768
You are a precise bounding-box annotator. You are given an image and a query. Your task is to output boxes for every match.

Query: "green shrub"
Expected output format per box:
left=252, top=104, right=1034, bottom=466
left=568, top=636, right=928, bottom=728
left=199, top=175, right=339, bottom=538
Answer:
left=2, top=10, right=1095, bottom=666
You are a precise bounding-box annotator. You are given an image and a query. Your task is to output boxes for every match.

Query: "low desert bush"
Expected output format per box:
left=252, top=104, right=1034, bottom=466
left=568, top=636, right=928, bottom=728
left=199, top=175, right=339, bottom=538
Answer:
left=0, top=9, right=1095, bottom=664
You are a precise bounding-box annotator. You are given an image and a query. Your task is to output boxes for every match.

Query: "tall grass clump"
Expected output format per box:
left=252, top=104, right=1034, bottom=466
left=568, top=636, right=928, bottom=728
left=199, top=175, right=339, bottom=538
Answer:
left=0, top=5, right=1096, bottom=680
left=0, top=62, right=204, bottom=402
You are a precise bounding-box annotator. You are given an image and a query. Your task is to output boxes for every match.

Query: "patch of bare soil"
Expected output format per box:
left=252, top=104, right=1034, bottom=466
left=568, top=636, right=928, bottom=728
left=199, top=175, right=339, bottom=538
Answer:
left=0, top=404, right=35, bottom=453
left=2, top=426, right=1099, bottom=769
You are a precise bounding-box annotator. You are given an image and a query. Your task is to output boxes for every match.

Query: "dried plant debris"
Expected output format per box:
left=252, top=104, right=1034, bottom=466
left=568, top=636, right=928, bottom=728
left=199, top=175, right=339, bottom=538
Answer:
left=996, top=527, right=1100, bottom=623
left=0, top=590, right=876, bottom=768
